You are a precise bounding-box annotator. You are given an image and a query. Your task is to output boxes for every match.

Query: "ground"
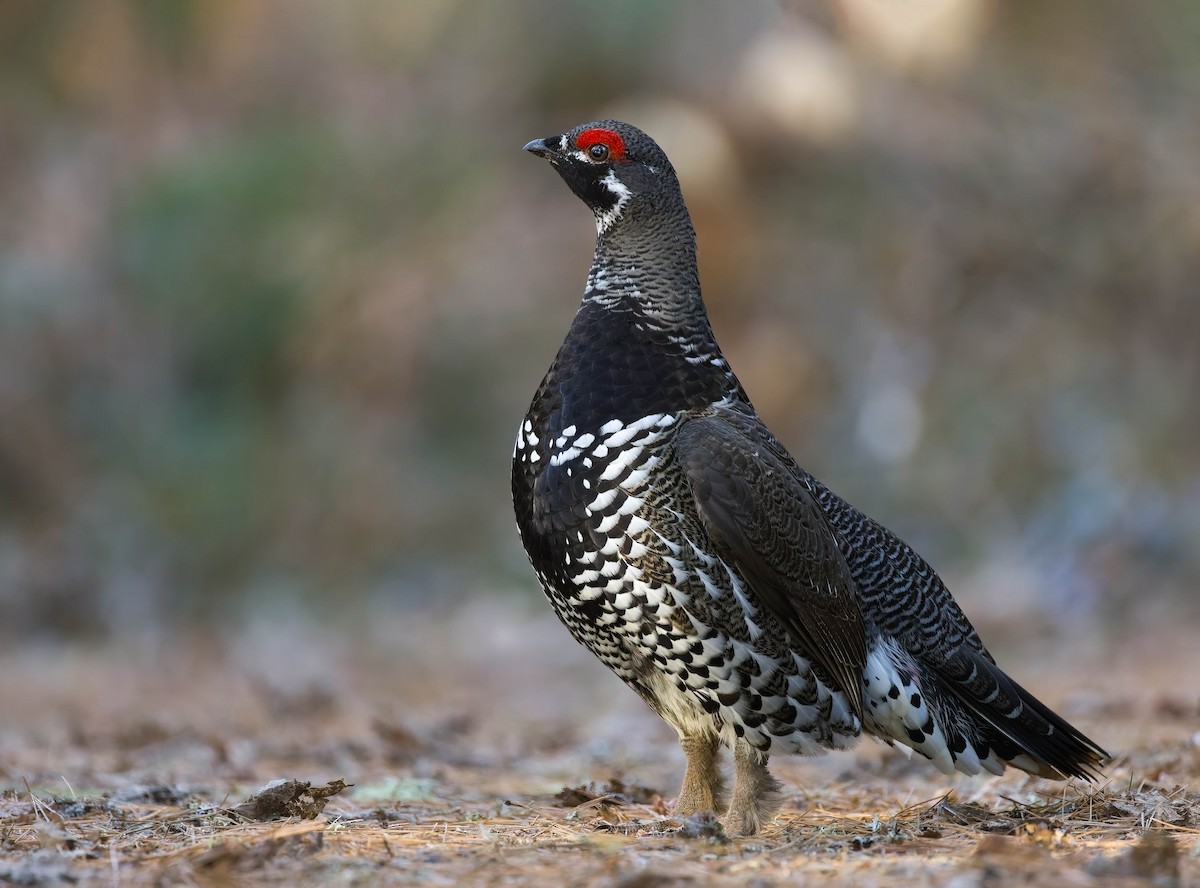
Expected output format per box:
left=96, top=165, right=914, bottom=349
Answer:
left=1, top=604, right=1196, bottom=887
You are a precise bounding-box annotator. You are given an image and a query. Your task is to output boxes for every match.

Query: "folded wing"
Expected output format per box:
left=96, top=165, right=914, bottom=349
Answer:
left=675, top=414, right=867, bottom=717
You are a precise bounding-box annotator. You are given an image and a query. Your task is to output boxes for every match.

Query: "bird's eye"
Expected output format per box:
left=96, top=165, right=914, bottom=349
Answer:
left=587, top=143, right=609, bottom=162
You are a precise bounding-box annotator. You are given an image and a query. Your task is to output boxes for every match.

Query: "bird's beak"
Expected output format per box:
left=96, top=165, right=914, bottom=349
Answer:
left=523, top=136, right=560, bottom=159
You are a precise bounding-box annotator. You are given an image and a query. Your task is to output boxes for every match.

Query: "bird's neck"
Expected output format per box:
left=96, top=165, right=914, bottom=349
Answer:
left=583, top=212, right=709, bottom=342
left=545, top=215, right=742, bottom=428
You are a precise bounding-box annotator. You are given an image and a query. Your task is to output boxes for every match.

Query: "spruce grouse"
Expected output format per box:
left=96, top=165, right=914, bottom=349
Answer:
left=512, top=120, right=1108, bottom=836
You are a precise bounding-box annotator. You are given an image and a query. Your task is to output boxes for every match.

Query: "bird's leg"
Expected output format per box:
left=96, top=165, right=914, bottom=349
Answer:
left=721, top=739, right=783, bottom=837
left=672, top=733, right=725, bottom=819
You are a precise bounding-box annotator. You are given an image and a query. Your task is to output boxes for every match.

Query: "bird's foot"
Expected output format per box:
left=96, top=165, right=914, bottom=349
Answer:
left=672, top=786, right=717, bottom=820
left=720, top=797, right=776, bottom=837
left=721, top=740, right=784, bottom=837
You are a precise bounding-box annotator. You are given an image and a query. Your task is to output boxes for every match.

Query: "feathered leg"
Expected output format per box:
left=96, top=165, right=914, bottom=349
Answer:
left=672, top=734, right=725, bottom=818
left=722, top=739, right=783, bottom=836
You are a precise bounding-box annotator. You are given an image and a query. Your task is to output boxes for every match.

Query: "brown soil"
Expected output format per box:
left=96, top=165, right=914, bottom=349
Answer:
left=1, top=607, right=1196, bottom=886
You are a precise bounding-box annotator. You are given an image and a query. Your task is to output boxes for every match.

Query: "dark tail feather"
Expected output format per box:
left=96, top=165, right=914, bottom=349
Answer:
left=940, top=648, right=1110, bottom=781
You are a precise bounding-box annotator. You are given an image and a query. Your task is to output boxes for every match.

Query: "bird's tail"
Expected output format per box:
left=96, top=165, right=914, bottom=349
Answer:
left=862, top=639, right=1109, bottom=780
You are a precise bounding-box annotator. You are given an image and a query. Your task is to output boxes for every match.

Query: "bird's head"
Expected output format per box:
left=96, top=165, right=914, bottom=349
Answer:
left=524, top=120, right=681, bottom=235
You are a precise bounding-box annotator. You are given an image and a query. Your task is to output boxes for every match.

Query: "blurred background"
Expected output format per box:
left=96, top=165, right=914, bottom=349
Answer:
left=1, top=0, right=1197, bottom=649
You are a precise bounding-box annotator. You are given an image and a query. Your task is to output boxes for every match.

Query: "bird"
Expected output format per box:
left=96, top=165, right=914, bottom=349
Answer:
left=511, top=120, right=1109, bottom=836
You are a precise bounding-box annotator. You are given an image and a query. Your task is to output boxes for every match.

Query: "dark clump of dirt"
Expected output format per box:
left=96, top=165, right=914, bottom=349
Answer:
left=111, top=784, right=195, bottom=806
left=228, top=779, right=351, bottom=821
left=556, top=778, right=663, bottom=807
left=678, top=812, right=728, bottom=843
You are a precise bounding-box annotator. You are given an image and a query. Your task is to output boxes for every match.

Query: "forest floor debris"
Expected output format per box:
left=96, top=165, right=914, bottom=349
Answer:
left=1, top=612, right=1196, bottom=886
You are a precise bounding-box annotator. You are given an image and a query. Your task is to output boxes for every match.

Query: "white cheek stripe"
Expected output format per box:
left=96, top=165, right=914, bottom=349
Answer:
left=595, top=169, right=632, bottom=234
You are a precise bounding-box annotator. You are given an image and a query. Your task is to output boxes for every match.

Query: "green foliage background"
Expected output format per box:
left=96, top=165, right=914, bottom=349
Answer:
left=1, top=1, right=1196, bottom=639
